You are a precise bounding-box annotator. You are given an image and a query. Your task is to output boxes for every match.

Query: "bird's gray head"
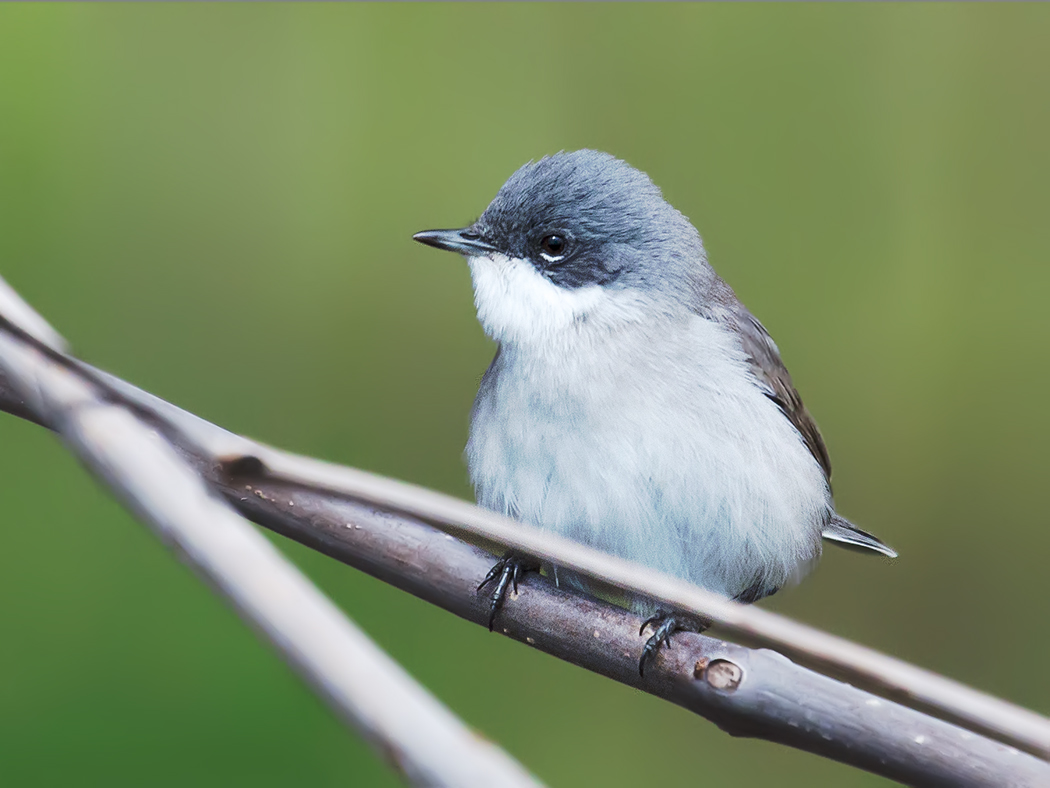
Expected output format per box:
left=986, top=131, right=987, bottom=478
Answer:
left=414, top=150, right=710, bottom=346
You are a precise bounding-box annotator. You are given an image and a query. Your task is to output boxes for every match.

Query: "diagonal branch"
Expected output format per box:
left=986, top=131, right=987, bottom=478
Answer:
left=37, top=338, right=1050, bottom=761
left=0, top=331, right=540, bottom=788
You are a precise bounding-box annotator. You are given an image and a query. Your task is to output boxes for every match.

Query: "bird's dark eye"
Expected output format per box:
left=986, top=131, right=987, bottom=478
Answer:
left=540, top=234, right=569, bottom=261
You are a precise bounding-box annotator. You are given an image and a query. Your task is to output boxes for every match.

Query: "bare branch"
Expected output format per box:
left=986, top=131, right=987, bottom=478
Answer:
left=206, top=472, right=1050, bottom=787
left=219, top=439, right=1050, bottom=760
left=0, top=277, right=67, bottom=353
left=47, top=347, right=1050, bottom=761
left=0, top=333, right=541, bottom=788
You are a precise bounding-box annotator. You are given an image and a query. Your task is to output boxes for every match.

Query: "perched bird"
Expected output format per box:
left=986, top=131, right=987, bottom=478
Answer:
left=414, top=150, right=895, bottom=674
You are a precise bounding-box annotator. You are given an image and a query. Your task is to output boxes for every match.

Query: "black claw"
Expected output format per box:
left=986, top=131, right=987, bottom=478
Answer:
left=477, top=562, right=503, bottom=593
left=489, top=565, right=514, bottom=630
left=639, top=614, right=662, bottom=637
left=477, top=553, right=538, bottom=632
left=638, top=615, right=680, bottom=677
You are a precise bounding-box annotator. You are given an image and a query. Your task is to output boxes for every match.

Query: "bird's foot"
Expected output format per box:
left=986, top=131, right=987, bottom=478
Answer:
left=477, top=552, right=540, bottom=631
left=638, top=614, right=708, bottom=677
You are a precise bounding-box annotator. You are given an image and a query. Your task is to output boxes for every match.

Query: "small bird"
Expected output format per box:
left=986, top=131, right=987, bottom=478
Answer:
left=414, top=150, right=895, bottom=675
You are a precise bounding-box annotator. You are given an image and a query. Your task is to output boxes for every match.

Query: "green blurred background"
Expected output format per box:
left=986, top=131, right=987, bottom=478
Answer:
left=1, top=4, right=1048, bottom=786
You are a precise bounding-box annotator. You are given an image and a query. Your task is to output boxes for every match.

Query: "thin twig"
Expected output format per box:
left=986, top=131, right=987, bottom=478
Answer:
left=0, top=333, right=541, bottom=788
left=0, top=277, right=66, bottom=354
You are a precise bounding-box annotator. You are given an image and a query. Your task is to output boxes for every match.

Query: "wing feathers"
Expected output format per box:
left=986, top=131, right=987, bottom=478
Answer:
left=705, top=280, right=832, bottom=480
left=700, top=276, right=897, bottom=560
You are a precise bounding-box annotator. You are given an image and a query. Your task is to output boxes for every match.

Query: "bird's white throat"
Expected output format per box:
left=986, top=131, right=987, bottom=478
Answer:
left=467, top=253, right=649, bottom=348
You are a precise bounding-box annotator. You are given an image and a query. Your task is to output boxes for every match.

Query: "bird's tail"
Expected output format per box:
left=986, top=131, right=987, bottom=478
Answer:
left=822, top=514, right=898, bottom=558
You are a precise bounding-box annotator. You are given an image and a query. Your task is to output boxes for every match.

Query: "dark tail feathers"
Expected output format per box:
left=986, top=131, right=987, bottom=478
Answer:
left=822, top=514, right=898, bottom=558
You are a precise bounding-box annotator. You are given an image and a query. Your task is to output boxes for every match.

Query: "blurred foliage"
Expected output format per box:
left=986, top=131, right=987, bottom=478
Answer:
left=1, top=5, right=1048, bottom=787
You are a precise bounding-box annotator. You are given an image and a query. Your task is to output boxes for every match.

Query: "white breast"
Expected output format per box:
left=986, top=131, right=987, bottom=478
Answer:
left=465, top=253, right=830, bottom=605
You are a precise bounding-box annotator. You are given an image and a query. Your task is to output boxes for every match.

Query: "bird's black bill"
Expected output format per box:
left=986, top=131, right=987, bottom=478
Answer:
left=413, top=228, right=497, bottom=256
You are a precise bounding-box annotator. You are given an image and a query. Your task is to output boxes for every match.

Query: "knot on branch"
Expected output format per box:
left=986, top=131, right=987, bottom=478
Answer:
left=695, top=657, right=743, bottom=692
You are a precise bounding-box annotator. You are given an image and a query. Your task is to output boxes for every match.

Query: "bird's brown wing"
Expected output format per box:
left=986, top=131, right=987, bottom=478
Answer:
left=706, top=283, right=832, bottom=482
left=701, top=279, right=900, bottom=556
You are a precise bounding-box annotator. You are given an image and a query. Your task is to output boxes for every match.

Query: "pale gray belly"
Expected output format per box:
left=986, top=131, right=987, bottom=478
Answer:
left=466, top=373, right=829, bottom=603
